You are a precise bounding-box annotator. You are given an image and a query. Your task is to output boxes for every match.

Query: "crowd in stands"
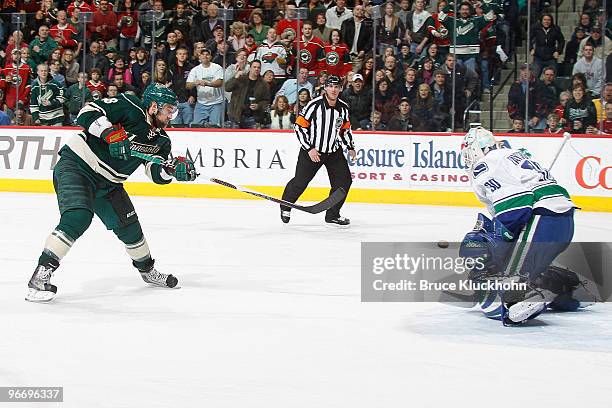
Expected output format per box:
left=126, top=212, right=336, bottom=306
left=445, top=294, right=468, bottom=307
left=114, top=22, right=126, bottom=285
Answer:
left=0, top=0, right=609, bottom=133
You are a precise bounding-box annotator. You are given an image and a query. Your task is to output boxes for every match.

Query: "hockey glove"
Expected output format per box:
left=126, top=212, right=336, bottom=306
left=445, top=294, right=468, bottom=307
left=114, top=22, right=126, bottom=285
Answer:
left=102, top=126, right=131, bottom=160
left=164, top=156, right=198, bottom=182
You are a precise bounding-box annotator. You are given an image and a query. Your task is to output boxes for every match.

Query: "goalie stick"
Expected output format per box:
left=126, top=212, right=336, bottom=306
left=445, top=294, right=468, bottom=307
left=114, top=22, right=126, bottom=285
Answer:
left=548, top=132, right=571, bottom=171
left=130, top=150, right=347, bottom=214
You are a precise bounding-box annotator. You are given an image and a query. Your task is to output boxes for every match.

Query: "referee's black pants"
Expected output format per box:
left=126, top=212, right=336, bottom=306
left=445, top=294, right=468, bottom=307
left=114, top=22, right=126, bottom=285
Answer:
left=281, top=148, right=352, bottom=219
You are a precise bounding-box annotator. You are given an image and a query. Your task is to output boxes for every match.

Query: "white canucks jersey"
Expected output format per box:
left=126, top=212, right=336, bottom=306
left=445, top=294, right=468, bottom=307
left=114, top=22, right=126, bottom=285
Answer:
left=470, top=147, right=574, bottom=232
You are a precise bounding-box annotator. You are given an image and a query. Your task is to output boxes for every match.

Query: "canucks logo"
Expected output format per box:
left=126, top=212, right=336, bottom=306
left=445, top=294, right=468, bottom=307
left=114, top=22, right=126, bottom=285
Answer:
left=299, top=49, right=312, bottom=64
left=326, top=51, right=339, bottom=66
left=473, top=162, right=488, bottom=178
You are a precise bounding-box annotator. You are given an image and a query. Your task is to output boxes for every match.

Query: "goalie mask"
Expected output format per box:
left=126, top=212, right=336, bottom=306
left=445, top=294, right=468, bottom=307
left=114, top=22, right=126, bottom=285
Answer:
left=460, top=126, right=497, bottom=172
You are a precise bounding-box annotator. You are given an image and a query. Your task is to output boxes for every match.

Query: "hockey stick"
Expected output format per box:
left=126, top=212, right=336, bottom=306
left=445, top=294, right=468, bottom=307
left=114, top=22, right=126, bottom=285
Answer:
left=130, top=150, right=347, bottom=214
left=548, top=132, right=571, bottom=171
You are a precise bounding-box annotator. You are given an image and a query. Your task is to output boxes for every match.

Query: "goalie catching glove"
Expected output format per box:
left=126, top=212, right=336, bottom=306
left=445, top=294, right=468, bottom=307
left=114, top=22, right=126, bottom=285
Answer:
left=102, top=125, right=131, bottom=160
left=163, top=156, right=198, bottom=181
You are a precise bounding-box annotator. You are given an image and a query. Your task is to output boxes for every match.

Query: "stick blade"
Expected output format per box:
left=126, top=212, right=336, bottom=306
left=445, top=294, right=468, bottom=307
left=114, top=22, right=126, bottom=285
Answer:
left=297, top=187, right=347, bottom=214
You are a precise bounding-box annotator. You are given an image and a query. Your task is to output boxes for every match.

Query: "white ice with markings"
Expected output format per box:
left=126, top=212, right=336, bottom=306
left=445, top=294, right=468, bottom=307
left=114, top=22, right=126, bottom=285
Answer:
left=1, top=192, right=611, bottom=407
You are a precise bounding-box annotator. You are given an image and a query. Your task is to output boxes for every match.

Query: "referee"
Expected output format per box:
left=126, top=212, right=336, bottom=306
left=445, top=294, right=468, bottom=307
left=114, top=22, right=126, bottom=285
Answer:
left=280, top=75, right=356, bottom=226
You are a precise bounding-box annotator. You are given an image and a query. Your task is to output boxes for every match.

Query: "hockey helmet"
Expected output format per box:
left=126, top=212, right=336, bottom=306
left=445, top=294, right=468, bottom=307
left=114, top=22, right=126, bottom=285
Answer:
left=142, top=84, right=179, bottom=119
left=461, top=126, right=497, bottom=171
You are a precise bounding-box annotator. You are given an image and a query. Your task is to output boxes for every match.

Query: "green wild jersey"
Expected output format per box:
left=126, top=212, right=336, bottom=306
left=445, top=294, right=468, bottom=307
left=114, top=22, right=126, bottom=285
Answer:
left=62, top=93, right=172, bottom=185
left=439, top=4, right=496, bottom=59
left=30, top=79, right=66, bottom=125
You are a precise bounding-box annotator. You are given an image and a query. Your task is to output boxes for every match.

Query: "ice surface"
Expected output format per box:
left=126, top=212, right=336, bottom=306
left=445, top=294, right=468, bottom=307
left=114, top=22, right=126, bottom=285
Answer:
left=1, top=192, right=611, bottom=408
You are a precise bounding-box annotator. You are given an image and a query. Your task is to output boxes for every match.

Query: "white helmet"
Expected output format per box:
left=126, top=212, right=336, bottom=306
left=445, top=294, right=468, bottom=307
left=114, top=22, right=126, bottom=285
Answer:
left=461, top=127, right=497, bottom=171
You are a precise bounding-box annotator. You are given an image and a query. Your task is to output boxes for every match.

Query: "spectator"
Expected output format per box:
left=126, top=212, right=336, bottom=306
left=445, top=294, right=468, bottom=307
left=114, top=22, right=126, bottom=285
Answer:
left=533, top=66, right=562, bottom=129
left=418, top=43, right=444, bottom=70
left=564, top=85, right=597, bottom=133
left=90, top=0, right=119, bottom=48
left=131, top=48, right=151, bottom=90
left=140, top=0, right=170, bottom=49
left=117, top=0, right=140, bottom=53
left=507, top=118, right=525, bottom=133
left=5, top=31, right=29, bottom=58
left=554, top=90, right=572, bottom=127
left=61, top=49, right=80, bottom=87
left=276, top=67, right=314, bottom=105
left=112, top=73, right=139, bottom=96
left=21, top=47, right=37, bottom=73
left=24, top=11, right=46, bottom=44
left=570, top=72, right=588, bottom=91
left=306, top=0, right=327, bottom=23
left=167, top=1, right=190, bottom=38
left=313, top=13, right=332, bottom=43
left=374, top=78, right=400, bottom=124
left=530, top=13, right=564, bottom=77
left=170, top=46, right=196, bottom=126
left=224, top=49, right=250, bottom=102
left=225, top=60, right=271, bottom=128
left=544, top=113, right=564, bottom=134
left=398, top=43, right=414, bottom=71
left=228, top=22, right=247, bottom=53
left=86, top=68, right=107, bottom=100
left=29, top=25, right=58, bottom=66
left=427, top=0, right=451, bottom=57
left=108, top=57, right=133, bottom=85
left=563, top=27, right=587, bottom=68
left=67, top=0, right=94, bottom=17
left=405, top=0, right=433, bottom=57
left=341, top=73, right=371, bottom=129
left=49, top=48, right=63, bottom=65
left=375, top=1, right=405, bottom=55
left=161, top=31, right=181, bottom=67
left=291, top=88, right=312, bottom=123
left=13, top=102, right=35, bottom=126
left=49, top=60, right=66, bottom=88
left=243, top=35, right=259, bottom=60
left=575, top=13, right=594, bottom=37
left=593, top=83, right=612, bottom=121
left=438, top=1, right=496, bottom=75
left=30, top=63, right=65, bottom=126
left=440, top=53, right=478, bottom=108
left=261, top=0, right=282, bottom=28
left=50, top=10, right=78, bottom=51
left=416, top=58, right=435, bottom=86
left=358, top=54, right=375, bottom=89
left=387, top=97, right=412, bottom=131
left=382, top=55, right=403, bottom=84
left=598, top=102, right=612, bottom=134
left=577, top=26, right=612, bottom=59
left=153, top=59, right=172, bottom=87
left=187, top=48, right=225, bottom=127
left=341, top=4, right=373, bottom=72
left=290, top=21, right=325, bottom=81
left=322, top=29, right=352, bottom=80
left=262, top=69, right=281, bottom=97
left=277, top=3, right=302, bottom=44
left=106, top=84, right=119, bottom=98
left=397, top=0, right=412, bottom=30
left=312, top=71, right=328, bottom=97
left=582, top=1, right=601, bottom=23
left=431, top=70, right=453, bottom=131
left=269, top=95, right=293, bottom=129
left=248, top=10, right=271, bottom=46
left=363, top=110, right=387, bottom=131
left=251, top=28, right=288, bottom=81
left=82, top=41, right=110, bottom=78
left=411, top=83, right=434, bottom=131
left=65, top=72, right=92, bottom=124
left=573, top=44, right=604, bottom=97
left=140, top=71, right=152, bottom=89
left=326, top=0, right=353, bottom=30
left=396, top=68, right=419, bottom=103
left=507, top=64, right=539, bottom=128
left=2, top=49, right=32, bottom=113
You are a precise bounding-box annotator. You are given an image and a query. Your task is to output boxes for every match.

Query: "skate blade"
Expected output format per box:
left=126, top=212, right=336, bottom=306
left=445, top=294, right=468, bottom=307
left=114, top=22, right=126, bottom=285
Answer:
left=324, top=222, right=351, bottom=229
left=25, top=288, right=55, bottom=303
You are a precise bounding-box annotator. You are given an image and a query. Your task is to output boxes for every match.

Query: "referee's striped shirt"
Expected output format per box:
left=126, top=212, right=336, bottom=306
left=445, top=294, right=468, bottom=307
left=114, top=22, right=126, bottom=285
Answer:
left=294, top=95, right=355, bottom=153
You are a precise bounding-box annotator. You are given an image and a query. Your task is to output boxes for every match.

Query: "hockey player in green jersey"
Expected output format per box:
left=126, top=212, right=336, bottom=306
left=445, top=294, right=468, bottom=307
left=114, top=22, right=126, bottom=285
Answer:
left=26, top=85, right=198, bottom=302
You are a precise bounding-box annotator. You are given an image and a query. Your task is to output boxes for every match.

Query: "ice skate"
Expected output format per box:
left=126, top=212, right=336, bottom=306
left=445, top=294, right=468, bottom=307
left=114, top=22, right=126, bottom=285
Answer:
left=25, top=263, right=58, bottom=303
left=136, top=260, right=178, bottom=288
